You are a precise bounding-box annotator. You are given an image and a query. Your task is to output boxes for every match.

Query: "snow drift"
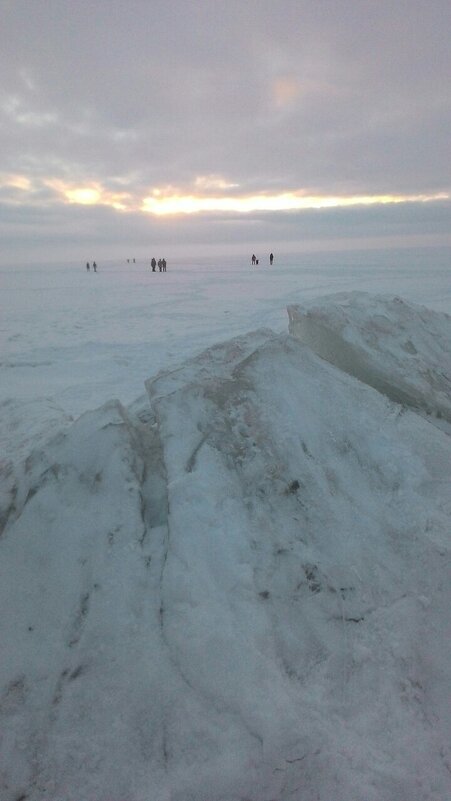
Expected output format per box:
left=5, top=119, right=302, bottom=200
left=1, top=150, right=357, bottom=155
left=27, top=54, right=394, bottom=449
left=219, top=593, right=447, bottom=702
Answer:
left=1, top=295, right=451, bottom=801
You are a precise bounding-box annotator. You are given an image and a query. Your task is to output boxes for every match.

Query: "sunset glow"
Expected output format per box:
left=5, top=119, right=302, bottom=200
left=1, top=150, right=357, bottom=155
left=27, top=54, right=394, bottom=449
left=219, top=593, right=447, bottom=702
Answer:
left=141, top=191, right=449, bottom=216
left=2, top=1, right=450, bottom=265
left=2, top=172, right=448, bottom=219
left=65, top=187, right=101, bottom=205
left=2, top=173, right=32, bottom=191
left=45, top=179, right=131, bottom=210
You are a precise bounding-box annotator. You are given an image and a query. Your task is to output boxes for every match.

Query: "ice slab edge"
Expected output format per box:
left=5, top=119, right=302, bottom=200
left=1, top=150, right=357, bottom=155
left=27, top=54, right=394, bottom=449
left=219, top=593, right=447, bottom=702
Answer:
left=288, top=292, right=451, bottom=425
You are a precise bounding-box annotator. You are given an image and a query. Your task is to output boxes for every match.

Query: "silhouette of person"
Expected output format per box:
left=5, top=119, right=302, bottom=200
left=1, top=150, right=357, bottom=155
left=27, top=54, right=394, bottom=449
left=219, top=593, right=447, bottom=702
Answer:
left=151, top=258, right=156, bottom=272
left=162, top=258, right=167, bottom=272
left=251, top=254, right=256, bottom=265
left=86, top=262, right=90, bottom=271
left=93, top=261, right=97, bottom=272
left=270, top=253, right=274, bottom=265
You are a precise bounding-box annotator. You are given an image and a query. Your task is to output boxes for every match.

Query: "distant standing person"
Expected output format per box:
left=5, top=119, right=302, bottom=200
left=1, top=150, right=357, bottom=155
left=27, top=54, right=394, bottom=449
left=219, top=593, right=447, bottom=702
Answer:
left=86, top=262, right=90, bottom=271
left=270, top=253, right=274, bottom=265
left=151, top=257, right=156, bottom=272
left=251, top=254, right=256, bottom=265
left=162, top=258, right=167, bottom=272
left=93, top=261, right=97, bottom=272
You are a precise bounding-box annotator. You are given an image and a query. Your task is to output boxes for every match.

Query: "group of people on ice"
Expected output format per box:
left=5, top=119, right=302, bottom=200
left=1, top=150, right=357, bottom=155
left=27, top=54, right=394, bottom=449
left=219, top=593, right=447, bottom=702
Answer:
left=86, top=254, right=272, bottom=273
left=251, top=253, right=274, bottom=266
left=151, top=257, right=167, bottom=272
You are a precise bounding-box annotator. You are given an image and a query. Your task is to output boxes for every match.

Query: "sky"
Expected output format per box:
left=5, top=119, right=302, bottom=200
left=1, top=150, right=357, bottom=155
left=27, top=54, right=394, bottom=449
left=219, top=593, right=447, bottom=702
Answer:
left=1, top=0, right=450, bottom=264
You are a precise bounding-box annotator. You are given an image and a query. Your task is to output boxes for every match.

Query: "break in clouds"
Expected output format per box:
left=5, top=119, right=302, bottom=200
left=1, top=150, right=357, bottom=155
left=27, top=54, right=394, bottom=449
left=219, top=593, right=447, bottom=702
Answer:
left=1, top=0, right=451, bottom=260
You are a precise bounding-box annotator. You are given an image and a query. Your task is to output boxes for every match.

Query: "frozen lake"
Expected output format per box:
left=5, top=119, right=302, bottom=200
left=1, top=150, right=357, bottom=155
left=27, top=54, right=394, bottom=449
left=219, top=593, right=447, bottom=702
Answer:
left=1, top=246, right=451, bottom=801
left=2, top=246, right=450, bottom=465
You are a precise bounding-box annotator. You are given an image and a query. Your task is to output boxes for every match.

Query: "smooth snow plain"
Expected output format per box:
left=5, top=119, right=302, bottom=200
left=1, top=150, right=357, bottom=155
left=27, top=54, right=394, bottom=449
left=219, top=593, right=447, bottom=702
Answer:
left=1, top=248, right=451, bottom=801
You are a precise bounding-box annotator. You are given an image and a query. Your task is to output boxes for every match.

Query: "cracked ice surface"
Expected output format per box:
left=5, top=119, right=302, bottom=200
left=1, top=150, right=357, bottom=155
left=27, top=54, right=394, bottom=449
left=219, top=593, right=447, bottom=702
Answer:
left=1, top=302, right=451, bottom=800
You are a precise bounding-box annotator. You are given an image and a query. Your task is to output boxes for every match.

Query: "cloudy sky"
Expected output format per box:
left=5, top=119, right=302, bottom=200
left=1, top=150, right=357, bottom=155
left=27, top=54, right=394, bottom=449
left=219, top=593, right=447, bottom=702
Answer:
left=1, top=0, right=450, bottom=264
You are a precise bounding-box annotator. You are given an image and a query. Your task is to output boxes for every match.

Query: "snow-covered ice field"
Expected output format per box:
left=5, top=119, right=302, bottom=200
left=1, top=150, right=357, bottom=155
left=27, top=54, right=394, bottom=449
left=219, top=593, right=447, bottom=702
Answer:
left=2, top=248, right=450, bottom=465
left=1, top=247, right=451, bottom=801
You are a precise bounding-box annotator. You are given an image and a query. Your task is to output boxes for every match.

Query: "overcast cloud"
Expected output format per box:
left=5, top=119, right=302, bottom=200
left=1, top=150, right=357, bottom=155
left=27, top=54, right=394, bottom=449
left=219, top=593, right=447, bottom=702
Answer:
left=1, top=0, right=450, bottom=263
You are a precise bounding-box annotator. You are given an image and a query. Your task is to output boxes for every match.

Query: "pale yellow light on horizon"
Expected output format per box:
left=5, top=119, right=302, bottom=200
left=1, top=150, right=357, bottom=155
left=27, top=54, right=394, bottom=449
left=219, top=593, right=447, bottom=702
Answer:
left=15, top=175, right=449, bottom=216
left=46, top=179, right=131, bottom=210
left=0, top=173, right=32, bottom=191
left=65, top=187, right=101, bottom=205
left=142, top=191, right=449, bottom=216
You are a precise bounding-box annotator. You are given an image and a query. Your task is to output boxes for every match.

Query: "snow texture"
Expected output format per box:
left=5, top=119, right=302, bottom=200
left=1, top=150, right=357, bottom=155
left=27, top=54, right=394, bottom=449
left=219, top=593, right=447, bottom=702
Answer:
left=1, top=288, right=451, bottom=801
left=288, top=292, right=451, bottom=427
